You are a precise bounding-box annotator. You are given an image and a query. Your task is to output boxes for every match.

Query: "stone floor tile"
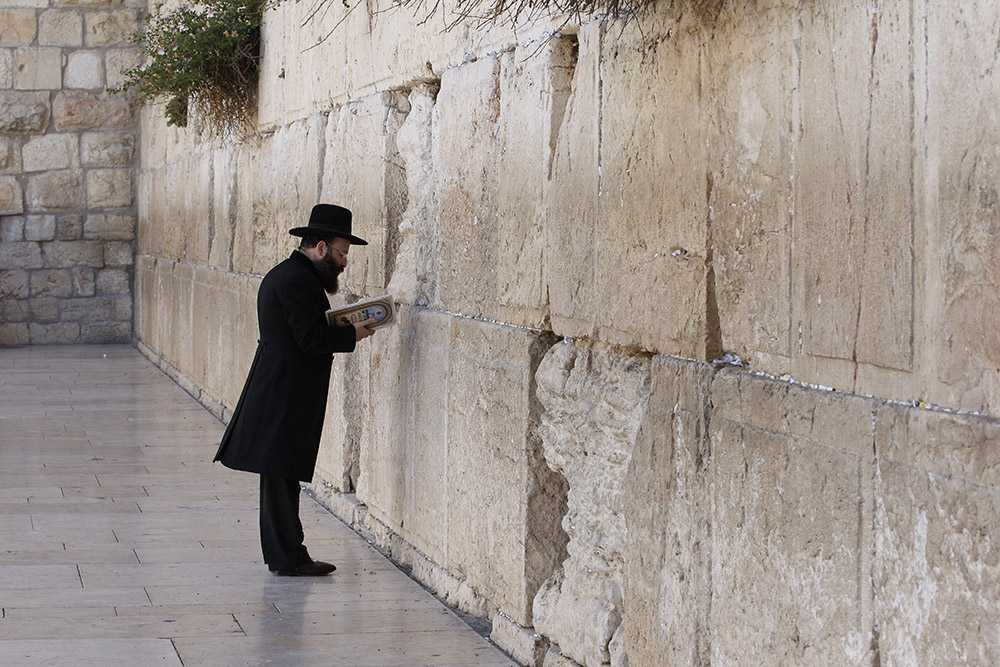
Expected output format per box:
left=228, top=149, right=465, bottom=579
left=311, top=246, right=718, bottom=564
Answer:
left=0, top=345, right=515, bottom=666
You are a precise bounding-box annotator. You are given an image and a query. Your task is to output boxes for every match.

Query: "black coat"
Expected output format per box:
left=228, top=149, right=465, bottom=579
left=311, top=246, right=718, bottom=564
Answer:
left=214, top=250, right=357, bottom=481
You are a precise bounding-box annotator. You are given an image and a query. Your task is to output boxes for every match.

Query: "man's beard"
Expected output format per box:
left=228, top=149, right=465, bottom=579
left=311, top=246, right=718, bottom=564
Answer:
left=312, top=248, right=343, bottom=294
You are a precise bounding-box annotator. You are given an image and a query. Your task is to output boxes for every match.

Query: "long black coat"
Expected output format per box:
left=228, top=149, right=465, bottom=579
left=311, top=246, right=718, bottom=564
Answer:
left=214, top=250, right=357, bottom=481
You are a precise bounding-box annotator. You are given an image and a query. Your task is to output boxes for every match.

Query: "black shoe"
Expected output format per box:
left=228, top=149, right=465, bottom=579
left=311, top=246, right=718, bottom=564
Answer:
left=271, top=559, right=337, bottom=576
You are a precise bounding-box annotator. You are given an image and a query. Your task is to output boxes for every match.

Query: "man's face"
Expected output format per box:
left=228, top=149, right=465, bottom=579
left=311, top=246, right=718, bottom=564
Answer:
left=313, top=237, right=350, bottom=294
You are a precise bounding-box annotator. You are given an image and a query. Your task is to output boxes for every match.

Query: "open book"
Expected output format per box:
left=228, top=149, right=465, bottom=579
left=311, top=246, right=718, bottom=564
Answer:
left=325, top=294, right=397, bottom=330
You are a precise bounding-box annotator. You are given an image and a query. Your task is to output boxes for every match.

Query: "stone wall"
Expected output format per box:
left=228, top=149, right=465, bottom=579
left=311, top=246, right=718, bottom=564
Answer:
left=0, top=0, right=139, bottom=345
left=133, top=0, right=1000, bottom=665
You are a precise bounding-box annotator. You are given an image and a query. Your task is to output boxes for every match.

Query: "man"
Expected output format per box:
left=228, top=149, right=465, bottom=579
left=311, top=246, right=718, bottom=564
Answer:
left=214, top=204, right=376, bottom=576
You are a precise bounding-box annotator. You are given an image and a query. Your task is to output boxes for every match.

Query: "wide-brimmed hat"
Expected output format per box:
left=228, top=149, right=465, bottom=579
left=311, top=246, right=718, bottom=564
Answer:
left=288, top=204, right=368, bottom=245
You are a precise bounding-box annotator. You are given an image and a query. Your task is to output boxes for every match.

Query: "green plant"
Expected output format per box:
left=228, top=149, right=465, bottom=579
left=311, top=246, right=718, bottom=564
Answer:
left=112, top=0, right=269, bottom=138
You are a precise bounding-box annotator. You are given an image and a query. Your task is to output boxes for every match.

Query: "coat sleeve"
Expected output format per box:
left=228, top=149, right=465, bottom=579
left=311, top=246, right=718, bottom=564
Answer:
left=275, top=270, right=357, bottom=356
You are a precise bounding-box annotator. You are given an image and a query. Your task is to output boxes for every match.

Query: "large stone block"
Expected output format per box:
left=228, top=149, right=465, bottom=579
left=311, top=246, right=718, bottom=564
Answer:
left=545, top=23, right=600, bottom=342
left=623, top=355, right=714, bottom=667
left=708, top=369, right=877, bottom=665
left=53, top=91, right=132, bottom=130
left=95, top=267, right=129, bottom=294
left=81, top=131, right=134, bottom=166
left=794, top=2, right=914, bottom=371
left=23, top=214, right=56, bottom=241
left=29, top=322, right=80, bottom=344
left=0, top=268, right=28, bottom=298
left=922, top=1, right=1000, bottom=413
left=445, top=316, right=561, bottom=626
left=84, top=10, right=138, bottom=47
left=495, top=39, right=576, bottom=329
left=432, top=57, right=502, bottom=320
left=26, top=169, right=85, bottom=210
left=57, top=214, right=82, bottom=240
left=0, top=240, right=40, bottom=268
left=80, top=321, right=130, bottom=342
left=0, top=323, right=29, bottom=345
left=0, top=136, right=21, bottom=174
left=64, top=50, right=104, bottom=90
left=30, top=269, right=73, bottom=298
left=0, top=49, right=11, bottom=88
left=706, top=4, right=797, bottom=362
left=42, top=240, right=103, bottom=267
left=320, top=92, right=409, bottom=297
left=22, top=134, right=80, bottom=172
left=249, top=116, right=324, bottom=276
left=87, top=168, right=132, bottom=208
left=874, top=404, right=1000, bottom=664
left=0, top=215, right=23, bottom=241
left=386, top=84, right=438, bottom=307
left=104, top=48, right=140, bottom=89
left=0, top=91, right=49, bottom=132
left=14, top=47, right=62, bottom=90
left=533, top=339, right=652, bottom=666
left=39, top=10, right=84, bottom=46
left=0, top=9, right=36, bottom=46
left=0, top=174, right=23, bottom=214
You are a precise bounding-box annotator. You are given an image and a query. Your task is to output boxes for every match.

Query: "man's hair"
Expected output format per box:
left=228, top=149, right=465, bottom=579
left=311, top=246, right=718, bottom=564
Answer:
left=298, top=235, right=333, bottom=250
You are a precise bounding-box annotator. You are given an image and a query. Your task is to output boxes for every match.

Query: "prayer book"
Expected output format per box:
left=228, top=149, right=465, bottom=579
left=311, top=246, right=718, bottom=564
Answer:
left=325, top=294, right=397, bottom=330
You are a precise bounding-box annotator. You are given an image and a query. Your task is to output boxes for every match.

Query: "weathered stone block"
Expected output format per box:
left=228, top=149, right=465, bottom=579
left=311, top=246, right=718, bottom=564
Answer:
left=0, top=137, right=19, bottom=175
left=22, top=134, right=80, bottom=172
left=57, top=214, right=82, bottom=240
left=0, top=9, right=36, bottom=46
left=432, top=57, right=501, bottom=320
left=110, top=293, right=130, bottom=320
left=61, top=295, right=112, bottom=321
left=70, top=266, right=94, bottom=295
left=26, top=170, right=85, bottom=210
left=39, top=10, right=84, bottom=46
left=103, top=240, right=132, bottom=266
left=0, top=269, right=28, bottom=298
left=707, top=369, right=877, bottom=665
left=86, top=168, right=132, bottom=207
left=595, top=15, right=710, bottom=359
left=1, top=297, right=29, bottom=323
left=14, top=47, right=62, bottom=90
left=81, top=321, right=130, bottom=342
left=446, top=317, right=560, bottom=627
left=0, top=215, right=23, bottom=241
left=81, top=132, right=134, bottom=166
left=545, top=24, right=600, bottom=342
left=64, top=50, right=104, bottom=90
left=623, top=355, right=714, bottom=667
left=0, top=174, right=23, bottom=214
left=0, top=240, right=41, bottom=268
left=104, top=48, right=140, bottom=89
left=84, top=10, right=138, bottom=47
left=321, top=92, right=408, bottom=296
left=533, top=339, right=651, bottom=666
left=53, top=91, right=132, bottom=130
left=495, top=39, right=575, bottom=329
left=0, top=323, right=29, bottom=345
left=42, top=240, right=103, bottom=267
left=30, top=269, right=73, bottom=297
left=0, top=91, right=49, bottom=132
left=30, top=297, right=59, bottom=322
left=385, top=84, right=438, bottom=307
left=874, top=404, right=1000, bottom=665
left=23, top=214, right=56, bottom=241
left=29, top=321, right=80, bottom=343
left=95, top=267, right=128, bottom=294
left=0, top=48, right=12, bottom=88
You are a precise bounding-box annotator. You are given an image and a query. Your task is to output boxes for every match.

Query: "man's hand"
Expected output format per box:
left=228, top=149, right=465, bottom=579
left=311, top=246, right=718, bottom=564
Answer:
left=353, top=317, right=377, bottom=341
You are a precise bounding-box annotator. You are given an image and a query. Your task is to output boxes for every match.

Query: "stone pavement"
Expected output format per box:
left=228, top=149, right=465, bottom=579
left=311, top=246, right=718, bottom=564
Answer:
left=0, top=344, right=516, bottom=667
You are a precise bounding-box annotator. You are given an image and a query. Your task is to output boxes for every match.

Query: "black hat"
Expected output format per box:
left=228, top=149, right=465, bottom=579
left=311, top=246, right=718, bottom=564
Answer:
left=288, top=204, right=368, bottom=245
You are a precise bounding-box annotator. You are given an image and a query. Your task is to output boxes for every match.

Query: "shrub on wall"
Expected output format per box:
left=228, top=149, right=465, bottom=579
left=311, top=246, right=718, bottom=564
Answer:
left=112, top=0, right=267, bottom=138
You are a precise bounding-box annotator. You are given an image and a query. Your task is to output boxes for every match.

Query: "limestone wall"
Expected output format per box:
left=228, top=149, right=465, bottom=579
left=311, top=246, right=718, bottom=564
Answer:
left=134, top=0, right=1000, bottom=665
left=0, top=0, right=140, bottom=344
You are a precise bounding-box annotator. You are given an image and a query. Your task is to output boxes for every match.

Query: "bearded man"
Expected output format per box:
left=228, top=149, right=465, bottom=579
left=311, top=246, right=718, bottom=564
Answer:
left=214, top=204, right=376, bottom=576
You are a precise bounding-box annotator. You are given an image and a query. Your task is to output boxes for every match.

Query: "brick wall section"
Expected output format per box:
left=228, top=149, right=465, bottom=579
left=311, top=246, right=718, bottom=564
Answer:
left=0, top=0, right=140, bottom=344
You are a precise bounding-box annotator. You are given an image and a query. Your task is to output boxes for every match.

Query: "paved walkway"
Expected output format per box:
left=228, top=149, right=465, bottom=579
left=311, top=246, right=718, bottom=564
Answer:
left=0, top=344, right=515, bottom=667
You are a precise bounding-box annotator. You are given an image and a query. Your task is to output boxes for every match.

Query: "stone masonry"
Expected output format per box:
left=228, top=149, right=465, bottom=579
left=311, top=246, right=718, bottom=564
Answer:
left=0, top=0, right=140, bottom=345
left=120, top=0, right=1000, bottom=665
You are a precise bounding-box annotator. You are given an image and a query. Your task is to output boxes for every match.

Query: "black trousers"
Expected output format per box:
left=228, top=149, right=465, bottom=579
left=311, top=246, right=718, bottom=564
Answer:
left=259, top=474, right=310, bottom=571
